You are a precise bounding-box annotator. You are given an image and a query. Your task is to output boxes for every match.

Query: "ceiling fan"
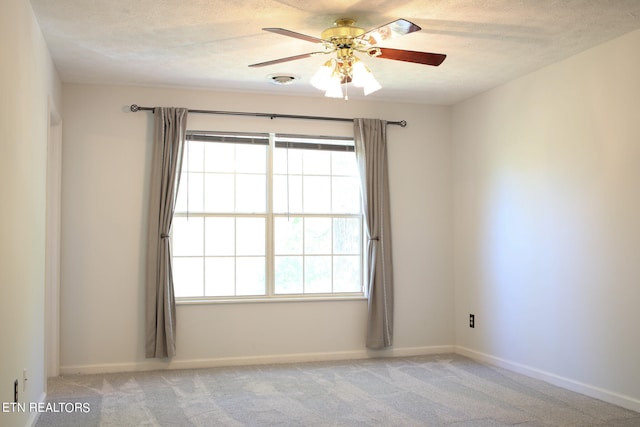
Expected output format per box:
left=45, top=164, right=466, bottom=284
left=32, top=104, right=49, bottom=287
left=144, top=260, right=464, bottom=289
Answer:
left=249, top=18, right=446, bottom=98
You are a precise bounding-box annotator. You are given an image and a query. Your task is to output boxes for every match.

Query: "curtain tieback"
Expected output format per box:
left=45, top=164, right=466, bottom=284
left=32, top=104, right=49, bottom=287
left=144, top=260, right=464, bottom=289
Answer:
left=370, top=237, right=379, bottom=241
left=160, top=233, right=170, bottom=239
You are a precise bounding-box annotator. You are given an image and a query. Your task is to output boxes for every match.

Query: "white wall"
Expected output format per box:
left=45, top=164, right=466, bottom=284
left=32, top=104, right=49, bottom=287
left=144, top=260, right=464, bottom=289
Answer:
left=0, top=1, right=61, bottom=426
left=452, top=29, right=640, bottom=410
left=60, top=84, right=454, bottom=373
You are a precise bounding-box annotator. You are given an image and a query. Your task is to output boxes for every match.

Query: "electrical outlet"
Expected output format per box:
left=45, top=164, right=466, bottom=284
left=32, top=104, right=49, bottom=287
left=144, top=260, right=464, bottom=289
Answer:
left=469, top=314, right=475, bottom=328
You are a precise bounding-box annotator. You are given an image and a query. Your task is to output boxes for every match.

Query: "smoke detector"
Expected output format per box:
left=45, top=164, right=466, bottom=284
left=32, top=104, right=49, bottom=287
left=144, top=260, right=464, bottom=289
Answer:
left=267, top=74, right=298, bottom=85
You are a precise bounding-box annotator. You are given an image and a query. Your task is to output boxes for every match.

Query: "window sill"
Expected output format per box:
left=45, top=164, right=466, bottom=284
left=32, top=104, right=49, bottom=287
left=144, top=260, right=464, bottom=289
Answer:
left=176, top=295, right=367, bottom=305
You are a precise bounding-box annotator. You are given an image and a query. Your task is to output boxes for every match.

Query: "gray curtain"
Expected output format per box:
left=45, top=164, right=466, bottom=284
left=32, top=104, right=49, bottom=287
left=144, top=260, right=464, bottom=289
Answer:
left=354, top=118, right=394, bottom=349
left=145, top=107, right=188, bottom=358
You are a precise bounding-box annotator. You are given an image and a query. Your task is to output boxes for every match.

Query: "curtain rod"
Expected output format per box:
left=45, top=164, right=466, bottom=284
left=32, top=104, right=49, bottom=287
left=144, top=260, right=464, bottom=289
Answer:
left=129, top=104, right=407, bottom=127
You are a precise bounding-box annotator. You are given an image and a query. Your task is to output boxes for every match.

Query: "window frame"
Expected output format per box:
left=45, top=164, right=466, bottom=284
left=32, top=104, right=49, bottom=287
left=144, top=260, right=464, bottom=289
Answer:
left=172, top=131, right=366, bottom=304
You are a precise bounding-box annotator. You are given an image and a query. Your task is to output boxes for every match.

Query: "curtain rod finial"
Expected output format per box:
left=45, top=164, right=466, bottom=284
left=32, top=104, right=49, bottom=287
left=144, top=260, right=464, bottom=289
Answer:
left=130, top=104, right=140, bottom=112
left=399, top=120, right=407, bottom=127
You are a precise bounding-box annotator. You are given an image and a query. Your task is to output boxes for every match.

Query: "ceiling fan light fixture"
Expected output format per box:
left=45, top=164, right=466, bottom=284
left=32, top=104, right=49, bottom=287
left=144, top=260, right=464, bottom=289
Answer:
left=312, top=57, right=381, bottom=98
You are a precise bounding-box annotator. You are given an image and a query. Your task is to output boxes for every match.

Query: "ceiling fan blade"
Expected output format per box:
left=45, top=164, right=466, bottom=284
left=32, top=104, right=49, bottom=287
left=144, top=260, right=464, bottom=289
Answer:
left=263, top=28, right=324, bottom=44
left=248, top=52, right=326, bottom=68
left=376, top=48, right=446, bottom=66
left=358, top=19, right=421, bottom=46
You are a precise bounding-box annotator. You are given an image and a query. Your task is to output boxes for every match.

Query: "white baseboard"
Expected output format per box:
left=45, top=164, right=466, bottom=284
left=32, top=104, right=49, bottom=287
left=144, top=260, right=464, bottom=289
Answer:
left=456, top=346, right=640, bottom=414
left=59, top=345, right=456, bottom=375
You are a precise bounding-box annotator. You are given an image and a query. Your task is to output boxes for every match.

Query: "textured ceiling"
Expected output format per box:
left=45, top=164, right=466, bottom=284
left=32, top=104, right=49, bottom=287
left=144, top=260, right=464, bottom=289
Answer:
left=30, top=0, right=640, bottom=105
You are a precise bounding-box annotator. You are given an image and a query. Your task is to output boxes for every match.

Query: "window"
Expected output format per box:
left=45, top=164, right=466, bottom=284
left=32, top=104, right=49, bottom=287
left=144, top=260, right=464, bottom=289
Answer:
left=171, top=131, right=363, bottom=301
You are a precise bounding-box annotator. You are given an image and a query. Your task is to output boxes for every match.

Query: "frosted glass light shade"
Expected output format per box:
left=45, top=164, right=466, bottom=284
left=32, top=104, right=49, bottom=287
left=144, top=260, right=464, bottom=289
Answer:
left=324, top=75, right=344, bottom=98
left=351, top=61, right=369, bottom=88
left=363, top=74, right=381, bottom=95
left=310, top=62, right=333, bottom=90
left=350, top=59, right=381, bottom=95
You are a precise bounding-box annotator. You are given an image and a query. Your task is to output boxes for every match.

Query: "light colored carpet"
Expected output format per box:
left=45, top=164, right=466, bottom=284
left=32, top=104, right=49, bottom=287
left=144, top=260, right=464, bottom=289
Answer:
left=36, top=354, right=639, bottom=426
